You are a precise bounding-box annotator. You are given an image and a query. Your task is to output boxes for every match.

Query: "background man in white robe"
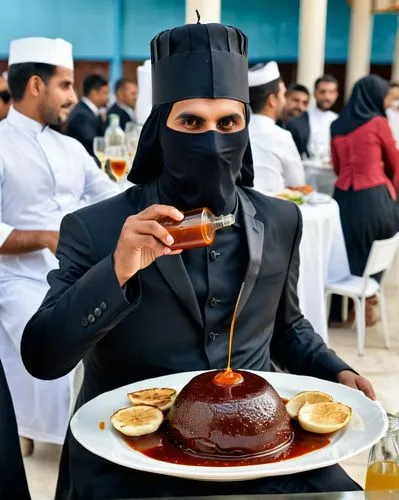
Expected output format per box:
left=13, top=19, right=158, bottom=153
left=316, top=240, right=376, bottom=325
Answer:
left=0, top=37, right=118, bottom=456
left=248, top=62, right=305, bottom=193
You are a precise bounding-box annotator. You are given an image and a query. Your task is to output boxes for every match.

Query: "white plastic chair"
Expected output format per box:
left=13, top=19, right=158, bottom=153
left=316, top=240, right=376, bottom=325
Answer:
left=325, top=234, right=399, bottom=356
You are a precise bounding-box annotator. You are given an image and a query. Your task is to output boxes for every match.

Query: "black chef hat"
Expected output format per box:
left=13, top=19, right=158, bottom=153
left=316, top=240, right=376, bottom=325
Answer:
left=127, top=20, right=254, bottom=187
left=151, top=21, right=249, bottom=105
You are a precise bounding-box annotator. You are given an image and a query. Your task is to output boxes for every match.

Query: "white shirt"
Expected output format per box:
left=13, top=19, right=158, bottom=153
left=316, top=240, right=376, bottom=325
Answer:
left=249, top=114, right=305, bottom=193
left=81, top=96, right=100, bottom=116
left=387, top=107, right=399, bottom=148
left=0, top=106, right=119, bottom=281
left=308, top=106, right=338, bottom=159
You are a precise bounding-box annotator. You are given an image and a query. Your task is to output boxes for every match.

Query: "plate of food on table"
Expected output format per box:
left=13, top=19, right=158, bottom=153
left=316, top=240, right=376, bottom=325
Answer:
left=273, top=185, right=332, bottom=206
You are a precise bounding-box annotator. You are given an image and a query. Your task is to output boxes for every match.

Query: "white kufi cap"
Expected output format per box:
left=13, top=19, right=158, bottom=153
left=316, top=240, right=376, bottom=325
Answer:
left=248, top=61, right=280, bottom=88
left=8, top=37, right=73, bottom=70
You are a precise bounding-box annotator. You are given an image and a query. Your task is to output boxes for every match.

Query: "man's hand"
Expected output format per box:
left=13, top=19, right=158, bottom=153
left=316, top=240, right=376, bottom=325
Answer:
left=113, top=204, right=184, bottom=287
left=337, top=370, right=376, bottom=400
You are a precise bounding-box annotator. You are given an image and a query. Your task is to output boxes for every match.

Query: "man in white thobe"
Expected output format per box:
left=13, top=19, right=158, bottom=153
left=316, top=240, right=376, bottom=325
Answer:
left=248, top=62, right=305, bottom=194
left=0, top=37, right=118, bottom=456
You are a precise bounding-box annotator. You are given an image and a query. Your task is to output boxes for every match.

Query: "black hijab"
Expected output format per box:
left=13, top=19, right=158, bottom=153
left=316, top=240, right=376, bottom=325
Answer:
left=331, top=75, right=389, bottom=138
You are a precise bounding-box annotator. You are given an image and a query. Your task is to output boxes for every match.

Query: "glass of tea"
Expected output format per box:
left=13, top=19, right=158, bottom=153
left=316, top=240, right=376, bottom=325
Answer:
left=365, top=413, right=399, bottom=491
left=106, top=145, right=129, bottom=189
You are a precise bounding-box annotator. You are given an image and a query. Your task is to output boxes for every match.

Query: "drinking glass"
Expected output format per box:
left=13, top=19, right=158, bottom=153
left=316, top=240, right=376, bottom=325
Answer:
left=365, top=413, right=399, bottom=491
left=93, top=137, right=107, bottom=171
left=106, top=145, right=129, bottom=189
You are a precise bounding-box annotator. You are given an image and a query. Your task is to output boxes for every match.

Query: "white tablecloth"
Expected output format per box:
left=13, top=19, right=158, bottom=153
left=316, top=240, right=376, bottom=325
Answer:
left=298, top=199, right=350, bottom=342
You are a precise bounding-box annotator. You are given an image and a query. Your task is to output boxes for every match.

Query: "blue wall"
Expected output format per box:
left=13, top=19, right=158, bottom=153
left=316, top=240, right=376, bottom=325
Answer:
left=0, top=0, right=397, bottom=64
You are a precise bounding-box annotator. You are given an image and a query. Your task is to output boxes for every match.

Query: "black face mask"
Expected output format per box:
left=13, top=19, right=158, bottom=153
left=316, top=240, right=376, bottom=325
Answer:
left=158, top=125, right=249, bottom=215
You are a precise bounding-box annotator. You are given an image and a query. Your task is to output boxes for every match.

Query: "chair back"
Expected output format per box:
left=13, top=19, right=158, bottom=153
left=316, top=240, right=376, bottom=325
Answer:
left=363, top=234, right=399, bottom=278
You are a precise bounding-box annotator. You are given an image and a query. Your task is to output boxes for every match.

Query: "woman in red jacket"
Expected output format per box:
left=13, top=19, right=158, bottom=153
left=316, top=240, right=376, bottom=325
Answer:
left=331, top=75, right=399, bottom=324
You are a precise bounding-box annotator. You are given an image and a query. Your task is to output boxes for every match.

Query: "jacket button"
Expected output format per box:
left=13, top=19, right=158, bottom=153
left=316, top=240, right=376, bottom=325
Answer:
left=94, top=307, right=102, bottom=318
left=208, top=297, right=220, bottom=307
left=88, top=314, right=96, bottom=324
left=210, top=250, right=220, bottom=261
left=82, top=318, right=88, bottom=327
left=208, top=331, right=218, bottom=342
left=100, top=301, right=107, bottom=311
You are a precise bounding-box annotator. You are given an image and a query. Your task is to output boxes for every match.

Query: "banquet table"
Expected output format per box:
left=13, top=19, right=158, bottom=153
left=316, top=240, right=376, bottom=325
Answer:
left=298, top=198, right=350, bottom=343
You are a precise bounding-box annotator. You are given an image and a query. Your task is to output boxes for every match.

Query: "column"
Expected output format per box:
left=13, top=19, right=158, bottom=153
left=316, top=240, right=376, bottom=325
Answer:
left=392, top=17, right=399, bottom=82
left=297, top=0, right=328, bottom=93
left=185, top=0, right=221, bottom=24
left=345, top=0, right=373, bottom=99
left=110, top=0, right=123, bottom=91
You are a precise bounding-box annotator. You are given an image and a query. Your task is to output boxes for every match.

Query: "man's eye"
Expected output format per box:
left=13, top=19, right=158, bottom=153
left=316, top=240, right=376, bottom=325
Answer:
left=218, top=118, right=237, bottom=130
left=182, top=118, right=199, bottom=127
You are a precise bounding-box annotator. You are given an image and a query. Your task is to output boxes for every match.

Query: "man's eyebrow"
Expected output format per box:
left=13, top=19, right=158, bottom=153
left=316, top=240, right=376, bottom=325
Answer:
left=175, top=112, right=243, bottom=120
left=175, top=112, right=205, bottom=120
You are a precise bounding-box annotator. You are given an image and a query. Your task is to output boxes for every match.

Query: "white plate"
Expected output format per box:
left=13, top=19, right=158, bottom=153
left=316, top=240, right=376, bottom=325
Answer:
left=71, top=371, right=387, bottom=481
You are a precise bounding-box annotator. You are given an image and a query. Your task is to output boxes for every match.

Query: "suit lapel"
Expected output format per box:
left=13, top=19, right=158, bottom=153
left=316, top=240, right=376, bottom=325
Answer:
left=137, top=182, right=204, bottom=329
left=236, top=189, right=264, bottom=318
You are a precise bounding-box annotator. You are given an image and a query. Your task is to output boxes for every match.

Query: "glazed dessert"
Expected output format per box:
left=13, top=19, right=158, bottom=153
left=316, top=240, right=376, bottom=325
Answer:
left=167, top=370, right=294, bottom=457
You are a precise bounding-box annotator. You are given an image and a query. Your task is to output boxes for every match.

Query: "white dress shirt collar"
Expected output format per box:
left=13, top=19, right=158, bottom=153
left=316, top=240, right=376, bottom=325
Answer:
left=82, top=97, right=100, bottom=116
left=7, top=106, right=47, bottom=134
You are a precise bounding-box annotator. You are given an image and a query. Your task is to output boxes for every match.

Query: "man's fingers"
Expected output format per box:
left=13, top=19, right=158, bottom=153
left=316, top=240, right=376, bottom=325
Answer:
left=135, top=220, right=174, bottom=247
left=356, top=377, right=377, bottom=400
left=136, top=204, right=184, bottom=222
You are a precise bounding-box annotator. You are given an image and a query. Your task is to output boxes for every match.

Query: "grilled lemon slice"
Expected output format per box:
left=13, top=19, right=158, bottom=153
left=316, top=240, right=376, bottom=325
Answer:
left=128, top=388, right=177, bottom=411
left=285, top=391, right=333, bottom=419
left=110, top=405, right=164, bottom=437
left=298, top=401, right=352, bottom=434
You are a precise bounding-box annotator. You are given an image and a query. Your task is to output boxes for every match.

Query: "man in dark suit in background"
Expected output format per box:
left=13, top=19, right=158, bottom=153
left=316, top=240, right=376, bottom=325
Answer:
left=107, top=78, right=137, bottom=130
left=22, top=22, right=374, bottom=500
left=286, top=75, right=339, bottom=158
left=66, top=74, right=109, bottom=156
left=277, top=83, right=310, bottom=129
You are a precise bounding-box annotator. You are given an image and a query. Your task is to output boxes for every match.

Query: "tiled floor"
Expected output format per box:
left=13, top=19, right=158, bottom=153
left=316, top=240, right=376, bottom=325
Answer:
left=25, top=287, right=399, bottom=500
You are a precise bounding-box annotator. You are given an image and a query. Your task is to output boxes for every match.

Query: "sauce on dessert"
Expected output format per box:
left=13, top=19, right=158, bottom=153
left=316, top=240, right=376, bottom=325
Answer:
left=212, top=283, right=245, bottom=387
left=122, top=421, right=330, bottom=467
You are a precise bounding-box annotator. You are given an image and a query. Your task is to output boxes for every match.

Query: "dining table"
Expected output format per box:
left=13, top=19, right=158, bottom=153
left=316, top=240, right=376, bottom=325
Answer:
left=297, top=196, right=350, bottom=343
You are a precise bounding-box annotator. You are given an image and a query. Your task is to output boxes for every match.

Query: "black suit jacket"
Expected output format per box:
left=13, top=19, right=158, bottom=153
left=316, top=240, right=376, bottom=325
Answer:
left=286, top=112, right=310, bottom=158
left=22, top=182, right=352, bottom=499
left=107, top=102, right=135, bottom=131
left=66, top=100, right=104, bottom=156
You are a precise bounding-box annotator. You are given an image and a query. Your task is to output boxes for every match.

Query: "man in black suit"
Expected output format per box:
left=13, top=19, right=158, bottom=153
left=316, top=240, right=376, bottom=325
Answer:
left=286, top=75, right=339, bottom=158
left=66, top=74, right=109, bottom=156
left=277, top=83, right=310, bottom=129
left=22, top=22, right=374, bottom=500
left=107, top=78, right=137, bottom=131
